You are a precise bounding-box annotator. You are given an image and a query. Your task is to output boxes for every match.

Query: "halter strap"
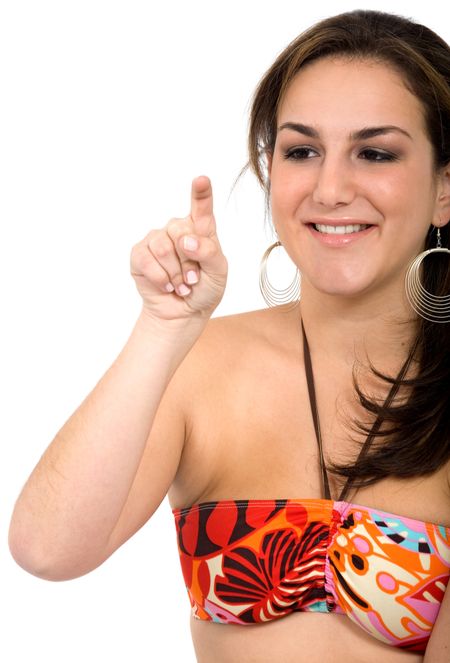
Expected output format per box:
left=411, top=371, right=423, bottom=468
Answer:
left=301, top=318, right=418, bottom=502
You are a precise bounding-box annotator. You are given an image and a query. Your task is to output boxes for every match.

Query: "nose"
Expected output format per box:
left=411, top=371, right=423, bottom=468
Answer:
left=312, top=154, right=356, bottom=208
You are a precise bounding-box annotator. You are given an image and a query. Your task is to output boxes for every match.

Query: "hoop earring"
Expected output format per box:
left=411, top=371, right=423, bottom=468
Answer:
left=259, top=241, right=301, bottom=308
left=405, top=226, right=450, bottom=323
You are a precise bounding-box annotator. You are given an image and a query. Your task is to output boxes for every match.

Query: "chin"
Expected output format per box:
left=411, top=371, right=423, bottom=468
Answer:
left=301, top=255, right=377, bottom=289
left=306, top=276, right=374, bottom=299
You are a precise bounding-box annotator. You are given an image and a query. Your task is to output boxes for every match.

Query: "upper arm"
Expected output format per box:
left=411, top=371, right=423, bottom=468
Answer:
left=424, top=578, right=450, bottom=662
left=104, top=358, right=188, bottom=556
left=102, top=312, right=253, bottom=558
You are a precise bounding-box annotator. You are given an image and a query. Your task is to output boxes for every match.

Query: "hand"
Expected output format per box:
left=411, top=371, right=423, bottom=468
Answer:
left=130, top=176, right=228, bottom=322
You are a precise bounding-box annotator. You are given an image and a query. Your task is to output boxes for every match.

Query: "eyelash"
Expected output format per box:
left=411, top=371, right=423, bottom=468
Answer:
left=283, top=147, right=398, bottom=162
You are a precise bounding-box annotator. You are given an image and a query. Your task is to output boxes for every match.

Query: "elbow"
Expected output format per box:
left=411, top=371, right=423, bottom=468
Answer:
left=9, top=527, right=69, bottom=581
left=8, top=496, right=112, bottom=581
left=9, top=534, right=56, bottom=581
left=8, top=520, right=102, bottom=582
left=9, top=548, right=62, bottom=582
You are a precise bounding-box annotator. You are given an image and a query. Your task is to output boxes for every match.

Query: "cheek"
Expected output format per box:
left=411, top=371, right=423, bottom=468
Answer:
left=373, top=169, right=433, bottom=227
left=369, top=179, right=405, bottom=221
left=373, top=171, right=408, bottom=201
left=270, top=166, right=312, bottom=217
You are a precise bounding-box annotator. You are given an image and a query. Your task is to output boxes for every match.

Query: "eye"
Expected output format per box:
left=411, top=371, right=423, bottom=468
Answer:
left=283, top=147, right=398, bottom=162
left=359, top=149, right=398, bottom=162
left=283, top=147, right=317, bottom=160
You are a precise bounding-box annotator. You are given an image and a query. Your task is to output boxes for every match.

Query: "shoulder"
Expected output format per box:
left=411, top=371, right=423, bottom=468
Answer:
left=206, top=303, right=301, bottom=347
left=171, top=304, right=301, bottom=399
left=186, top=304, right=300, bottom=368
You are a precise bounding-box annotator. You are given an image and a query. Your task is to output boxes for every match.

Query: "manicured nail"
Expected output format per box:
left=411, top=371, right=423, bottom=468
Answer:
left=185, top=270, right=198, bottom=284
left=165, top=283, right=175, bottom=292
left=183, top=236, right=198, bottom=251
left=177, top=284, right=191, bottom=296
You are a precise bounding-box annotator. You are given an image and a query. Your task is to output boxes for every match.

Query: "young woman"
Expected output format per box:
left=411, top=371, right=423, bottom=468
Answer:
left=9, top=9, right=450, bottom=662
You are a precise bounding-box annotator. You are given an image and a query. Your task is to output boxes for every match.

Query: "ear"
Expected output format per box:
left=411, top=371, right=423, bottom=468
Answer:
left=434, top=161, right=450, bottom=228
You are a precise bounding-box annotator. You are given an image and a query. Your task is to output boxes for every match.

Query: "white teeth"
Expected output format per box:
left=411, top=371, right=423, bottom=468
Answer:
left=314, top=224, right=369, bottom=234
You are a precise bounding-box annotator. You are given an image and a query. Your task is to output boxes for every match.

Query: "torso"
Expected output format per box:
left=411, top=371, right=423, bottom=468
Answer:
left=168, top=305, right=450, bottom=663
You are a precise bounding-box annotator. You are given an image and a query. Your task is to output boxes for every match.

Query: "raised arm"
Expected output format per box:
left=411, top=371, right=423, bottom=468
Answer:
left=8, top=176, right=227, bottom=581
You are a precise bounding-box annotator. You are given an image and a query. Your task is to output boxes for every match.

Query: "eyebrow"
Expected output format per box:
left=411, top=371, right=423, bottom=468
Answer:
left=278, top=122, right=413, bottom=141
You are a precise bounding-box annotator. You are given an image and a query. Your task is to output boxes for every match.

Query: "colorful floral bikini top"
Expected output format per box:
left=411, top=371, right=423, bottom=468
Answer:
left=172, top=320, right=450, bottom=653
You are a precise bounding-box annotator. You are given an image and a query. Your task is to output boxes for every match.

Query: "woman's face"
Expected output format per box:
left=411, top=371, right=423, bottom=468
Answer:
left=269, top=57, right=447, bottom=302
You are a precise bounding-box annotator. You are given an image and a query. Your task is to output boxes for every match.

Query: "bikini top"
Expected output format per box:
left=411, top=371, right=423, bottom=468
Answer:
left=172, top=320, right=450, bottom=653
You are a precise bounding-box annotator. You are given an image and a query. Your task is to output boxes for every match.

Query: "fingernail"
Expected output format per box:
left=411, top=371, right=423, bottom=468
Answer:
left=177, top=284, right=191, bottom=296
left=185, top=270, right=198, bottom=284
left=183, top=236, right=198, bottom=251
left=165, top=283, right=175, bottom=292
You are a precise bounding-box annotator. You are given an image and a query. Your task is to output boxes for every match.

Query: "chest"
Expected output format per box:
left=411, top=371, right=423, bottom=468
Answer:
left=169, top=357, right=450, bottom=529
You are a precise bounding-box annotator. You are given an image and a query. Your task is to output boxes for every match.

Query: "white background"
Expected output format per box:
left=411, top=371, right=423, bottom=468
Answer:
left=1, top=1, right=448, bottom=661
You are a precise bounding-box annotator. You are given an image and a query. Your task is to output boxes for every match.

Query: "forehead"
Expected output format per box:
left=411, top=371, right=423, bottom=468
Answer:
left=277, top=57, right=427, bottom=135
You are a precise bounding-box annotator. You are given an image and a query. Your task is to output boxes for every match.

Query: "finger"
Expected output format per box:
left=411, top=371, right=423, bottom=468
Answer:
left=179, top=233, right=228, bottom=276
left=190, top=175, right=215, bottom=236
left=131, top=240, right=175, bottom=294
left=150, top=224, right=199, bottom=295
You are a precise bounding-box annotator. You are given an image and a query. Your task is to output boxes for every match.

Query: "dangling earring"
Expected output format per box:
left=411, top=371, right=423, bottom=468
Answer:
left=404, top=225, right=450, bottom=323
left=259, top=241, right=301, bottom=309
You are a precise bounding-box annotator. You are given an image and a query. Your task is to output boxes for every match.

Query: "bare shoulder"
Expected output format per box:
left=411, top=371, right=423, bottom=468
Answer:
left=167, top=305, right=303, bottom=508
left=169, top=308, right=271, bottom=402
left=198, top=306, right=283, bottom=346
left=179, top=304, right=300, bottom=376
left=168, top=306, right=300, bottom=411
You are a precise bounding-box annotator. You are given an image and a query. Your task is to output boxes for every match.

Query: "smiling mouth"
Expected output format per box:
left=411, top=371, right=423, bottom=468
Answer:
left=313, top=223, right=372, bottom=234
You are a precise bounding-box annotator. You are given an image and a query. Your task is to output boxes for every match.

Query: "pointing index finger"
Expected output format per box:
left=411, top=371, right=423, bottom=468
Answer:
left=191, top=175, right=214, bottom=231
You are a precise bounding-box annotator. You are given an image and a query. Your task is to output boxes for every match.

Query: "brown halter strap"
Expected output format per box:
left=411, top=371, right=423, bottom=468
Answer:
left=301, top=317, right=418, bottom=502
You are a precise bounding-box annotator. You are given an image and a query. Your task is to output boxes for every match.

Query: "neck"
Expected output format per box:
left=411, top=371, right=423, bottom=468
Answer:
left=298, top=279, right=419, bottom=374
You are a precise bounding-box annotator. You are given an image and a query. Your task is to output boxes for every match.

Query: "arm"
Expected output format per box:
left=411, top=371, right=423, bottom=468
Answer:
left=8, top=176, right=227, bottom=580
left=8, top=312, right=205, bottom=580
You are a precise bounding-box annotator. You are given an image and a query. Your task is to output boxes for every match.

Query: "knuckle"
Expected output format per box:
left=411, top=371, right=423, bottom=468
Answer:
left=146, top=261, right=165, bottom=281
left=167, top=217, right=190, bottom=239
left=135, top=253, right=154, bottom=274
left=168, top=269, right=184, bottom=285
left=151, top=238, right=172, bottom=259
left=142, top=229, right=161, bottom=246
left=144, top=262, right=168, bottom=286
left=166, top=217, right=181, bottom=231
left=203, top=240, right=217, bottom=260
left=182, top=260, right=197, bottom=273
left=147, top=229, right=170, bottom=252
left=130, top=243, right=147, bottom=269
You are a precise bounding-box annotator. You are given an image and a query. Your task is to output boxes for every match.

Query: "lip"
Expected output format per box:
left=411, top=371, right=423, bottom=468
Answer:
left=306, top=218, right=376, bottom=226
left=307, top=223, right=376, bottom=246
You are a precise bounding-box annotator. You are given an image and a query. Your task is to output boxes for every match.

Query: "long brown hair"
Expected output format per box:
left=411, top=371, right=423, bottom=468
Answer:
left=248, top=10, right=450, bottom=490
